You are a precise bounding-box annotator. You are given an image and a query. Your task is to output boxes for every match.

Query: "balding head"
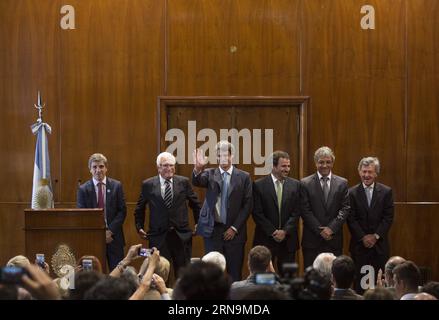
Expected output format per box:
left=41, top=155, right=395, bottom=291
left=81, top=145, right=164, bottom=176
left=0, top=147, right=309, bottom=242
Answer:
left=385, top=256, right=406, bottom=287
left=414, top=293, right=437, bottom=300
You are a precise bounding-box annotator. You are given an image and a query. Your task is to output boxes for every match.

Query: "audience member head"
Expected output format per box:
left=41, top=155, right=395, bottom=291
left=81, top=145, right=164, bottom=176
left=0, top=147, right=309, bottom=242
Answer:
left=202, top=251, right=226, bottom=272
left=363, top=287, right=396, bottom=300
left=172, top=261, right=230, bottom=300
left=84, top=277, right=136, bottom=300
left=384, top=256, right=406, bottom=287
left=331, top=255, right=355, bottom=289
left=299, top=268, right=333, bottom=300
left=154, top=256, right=171, bottom=283
left=68, top=270, right=103, bottom=300
left=422, top=281, right=439, bottom=299
left=77, top=255, right=103, bottom=273
left=6, top=255, right=31, bottom=268
left=313, top=252, right=336, bottom=278
left=248, top=245, right=273, bottom=274
left=121, top=266, right=140, bottom=291
left=414, top=292, right=437, bottom=300
left=393, top=261, right=421, bottom=299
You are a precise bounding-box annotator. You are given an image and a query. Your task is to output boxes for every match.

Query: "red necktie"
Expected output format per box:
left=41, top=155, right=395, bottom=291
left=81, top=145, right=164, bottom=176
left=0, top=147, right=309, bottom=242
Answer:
left=97, top=182, right=105, bottom=209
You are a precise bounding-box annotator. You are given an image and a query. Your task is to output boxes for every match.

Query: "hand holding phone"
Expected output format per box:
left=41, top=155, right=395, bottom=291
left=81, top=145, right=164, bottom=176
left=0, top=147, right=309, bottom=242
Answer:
left=36, top=254, right=45, bottom=268
left=138, top=248, right=153, bottom=257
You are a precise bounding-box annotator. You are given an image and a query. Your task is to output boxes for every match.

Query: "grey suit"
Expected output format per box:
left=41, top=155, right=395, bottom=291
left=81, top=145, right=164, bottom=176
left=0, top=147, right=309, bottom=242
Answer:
left=300, top=173, right=350, bottom=267
left=192, top=166, right=252, bottom=281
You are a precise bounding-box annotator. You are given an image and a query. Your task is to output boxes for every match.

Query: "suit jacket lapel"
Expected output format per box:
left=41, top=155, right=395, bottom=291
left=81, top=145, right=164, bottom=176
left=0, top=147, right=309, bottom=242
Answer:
left=87, top=180, right=98, bottom=208
left=280, top=178, right=291, bottom=214
left=265, top=175, right=279, bottom=211
left=326, top=176, right=338, bottom=209
left=370, top=183, right=380, bottom=209
left=313, top=174, right=327, bottom=210
left=228, top=168, right=237, bottom=198
left=153, top=176, right=164, bottom=206
left=105, top=178, right=112, bottom=212
left=357, top=184, right=370, bottom=212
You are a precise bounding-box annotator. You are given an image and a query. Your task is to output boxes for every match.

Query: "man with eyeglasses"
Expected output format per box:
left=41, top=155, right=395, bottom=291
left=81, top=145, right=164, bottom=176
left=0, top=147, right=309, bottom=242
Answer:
left=134, top=152, right=201, bottom=278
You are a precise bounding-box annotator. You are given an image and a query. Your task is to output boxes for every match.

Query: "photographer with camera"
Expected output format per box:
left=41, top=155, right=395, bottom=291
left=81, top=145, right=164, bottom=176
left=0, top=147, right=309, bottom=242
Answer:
left=230, top=245, right=280, bottom=299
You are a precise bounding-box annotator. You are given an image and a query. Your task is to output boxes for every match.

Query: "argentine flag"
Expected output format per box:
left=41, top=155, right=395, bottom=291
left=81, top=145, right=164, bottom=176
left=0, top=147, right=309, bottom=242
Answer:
left=31, top=118, right=54, bottom=209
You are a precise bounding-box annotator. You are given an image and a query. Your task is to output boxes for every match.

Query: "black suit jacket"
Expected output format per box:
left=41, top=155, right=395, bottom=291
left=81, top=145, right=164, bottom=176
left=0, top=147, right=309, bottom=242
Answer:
left=300, top=173, right=350, bottom=250
left=192, top=167, right=253, bottom=243
left=77, top=177, right=127, bottom=246
left=347, top=182, right=394, bottom=256
left=134, top=175, right=201, bottom=247
left=252, top=175, right=301, bottom=251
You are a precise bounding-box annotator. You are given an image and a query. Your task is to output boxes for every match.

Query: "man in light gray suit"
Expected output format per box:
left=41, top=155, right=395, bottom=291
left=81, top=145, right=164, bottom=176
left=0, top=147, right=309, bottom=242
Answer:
left=300, top=146, right=350, bottom=268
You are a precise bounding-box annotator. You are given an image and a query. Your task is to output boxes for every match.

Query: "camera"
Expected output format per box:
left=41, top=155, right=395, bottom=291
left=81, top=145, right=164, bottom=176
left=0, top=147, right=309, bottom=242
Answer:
left=82, top=259, right=93, bottom=271
left=0, top=266, right=28, bottom=284
left=255, top=273, right=277, bottom=285
left=138, top=248, right=153, bottom=257
left=36, top=253, right=45, bottom=268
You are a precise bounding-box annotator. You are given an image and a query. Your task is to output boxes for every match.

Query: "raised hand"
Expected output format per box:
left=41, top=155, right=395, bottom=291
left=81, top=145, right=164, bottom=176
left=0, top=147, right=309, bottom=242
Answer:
left=193, top=148, right=208, bottom=173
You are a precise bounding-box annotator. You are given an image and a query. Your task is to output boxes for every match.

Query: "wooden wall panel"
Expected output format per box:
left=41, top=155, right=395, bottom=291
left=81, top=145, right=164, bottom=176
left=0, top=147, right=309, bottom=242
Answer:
left=390, top=204, right=439, bottom=281
left=0, top=204, right=27, bottom=264
left=407, top=0, right=439, bottom=201
left=58, top=0, right=165, bottom=202
left=167, top=0, right=300, bottom=95
left=0, top=0, right=61, bottom=202
left=302, top=0, right=406, bottom=201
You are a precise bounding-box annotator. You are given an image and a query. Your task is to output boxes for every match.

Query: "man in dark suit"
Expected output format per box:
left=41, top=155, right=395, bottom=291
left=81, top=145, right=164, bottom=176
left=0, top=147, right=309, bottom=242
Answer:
left=192, top=141, right=252, bottom=281
left=252, top=150, right=301, bottom=272
left=347, top=157, right=394, bottom=293
left=77, top=153, right=127, bottom=272
left=134, top=152, right=201, bottom=278
left=301, top=146, right=350, bottom=268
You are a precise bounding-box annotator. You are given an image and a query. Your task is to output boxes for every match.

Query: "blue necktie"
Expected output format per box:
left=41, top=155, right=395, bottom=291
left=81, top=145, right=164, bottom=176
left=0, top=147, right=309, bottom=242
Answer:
left=220, top=172, right=229, bottom=224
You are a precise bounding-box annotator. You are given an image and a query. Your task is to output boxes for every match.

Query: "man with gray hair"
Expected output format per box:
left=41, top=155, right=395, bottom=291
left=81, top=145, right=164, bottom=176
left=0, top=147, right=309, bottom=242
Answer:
left=347, top=156, right=394, bottom=293
left=134, top=152, right=201, bottom=278
left=77, top=153, right=127, bottom=271
left=300, top=146, right=350, bottom=268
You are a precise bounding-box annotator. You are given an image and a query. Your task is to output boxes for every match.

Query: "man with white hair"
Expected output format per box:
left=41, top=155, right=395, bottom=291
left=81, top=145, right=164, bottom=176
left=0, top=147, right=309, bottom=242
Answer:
left=202, top=251, right=227, bottom=272
left=313, top=252, right=336, bottom=278
left=134, top=152, right=201, bottom=278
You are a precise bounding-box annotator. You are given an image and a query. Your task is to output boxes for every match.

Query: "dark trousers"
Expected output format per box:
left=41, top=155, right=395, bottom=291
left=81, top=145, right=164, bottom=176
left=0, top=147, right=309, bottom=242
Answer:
left=303, top=246, right=342, bottom=270
left=352, top=248, right=387, bottom=294
left=158, top=229, right=191, bottom=279
left=204, top=223, right=245, bottom=282
left=107, top=241, right=125, bottom=272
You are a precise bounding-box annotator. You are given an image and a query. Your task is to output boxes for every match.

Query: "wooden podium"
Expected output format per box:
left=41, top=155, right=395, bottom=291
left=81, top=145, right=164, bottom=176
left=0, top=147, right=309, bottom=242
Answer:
left=24, top=208, right=107, bottom=274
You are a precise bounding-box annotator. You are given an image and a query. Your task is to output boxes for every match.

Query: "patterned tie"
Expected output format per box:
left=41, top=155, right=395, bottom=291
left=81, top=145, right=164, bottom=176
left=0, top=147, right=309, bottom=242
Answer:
left=276, top=180, right=283, bottom=228
left=366, top=186, right=372, bottom=207
left=164, top=179, right=173, bottom=209
left=220, top=172, right=229, bottom=224
left=321, top=176, right=329, bottom=204
left=97, top=182, right=105, bottom=209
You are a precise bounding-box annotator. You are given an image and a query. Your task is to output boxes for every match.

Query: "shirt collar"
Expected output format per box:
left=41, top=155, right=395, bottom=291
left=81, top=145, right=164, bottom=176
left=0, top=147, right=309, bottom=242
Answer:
left=159, top=175, right=173, bottom=185
left=219, top=165, right=234, bottom=176
left=317, top=171, right=332, bottom=181
left=93, top=177, right=107, bottom=186
left=271, top=174, right=283, bottom=185
left=362, top=182, right=375, bottom=190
